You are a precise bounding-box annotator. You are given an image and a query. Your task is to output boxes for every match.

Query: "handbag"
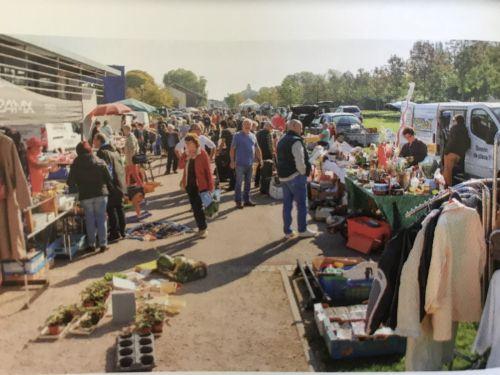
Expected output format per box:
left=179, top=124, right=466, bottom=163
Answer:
left=269, top=177, right=283, bottom=200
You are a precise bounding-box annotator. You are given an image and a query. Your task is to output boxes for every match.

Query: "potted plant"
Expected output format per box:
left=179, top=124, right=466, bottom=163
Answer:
left=46, top=309, right=65, bottom=335
left=80, top=280, right=112, bottom=307
left=135, top=312, right=153, bottom=335
left=143, top=304, right=166, bottom=333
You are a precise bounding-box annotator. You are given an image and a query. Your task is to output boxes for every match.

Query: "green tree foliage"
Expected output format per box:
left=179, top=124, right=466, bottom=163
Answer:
left=163, top=68, right=207, bottom=105
left=254, top=86, right=280, bottom=107
left=224, top=93, right=244, bottom=109
left=125, top=70, right=175, bottom=107
left=223, top=40, right=499, bottom=110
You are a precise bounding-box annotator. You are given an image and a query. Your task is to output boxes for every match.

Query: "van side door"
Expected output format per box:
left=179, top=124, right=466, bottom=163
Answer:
left=464, top=107, right=499, bottom=178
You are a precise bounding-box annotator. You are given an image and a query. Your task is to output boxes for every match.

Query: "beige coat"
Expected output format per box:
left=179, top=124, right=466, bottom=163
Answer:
left=425, top=200, right=486, bottom=341
left=0, top=134, right=32, bottom=260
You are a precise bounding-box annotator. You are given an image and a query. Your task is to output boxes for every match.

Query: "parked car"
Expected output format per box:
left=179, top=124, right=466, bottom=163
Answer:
left=335, top=105, right=363, bottom=122
left=309, top=112, right=378, bottom=147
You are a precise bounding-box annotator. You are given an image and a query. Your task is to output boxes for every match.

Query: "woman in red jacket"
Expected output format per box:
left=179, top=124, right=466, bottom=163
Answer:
left=181, top=133, right=214, bottom=237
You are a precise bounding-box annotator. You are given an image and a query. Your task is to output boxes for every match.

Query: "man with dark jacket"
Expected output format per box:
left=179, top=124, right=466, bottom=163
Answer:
left=164, top=125, right=180, bottom=174
left=277, top=120, right=317, bottom=239
left=256, top=121, right=275, bottom=192
left=399, top=127, right=428, bottom=166
left=443, top=114, right=471, bottom=186
left=67, top=141, right=113, bottom=252
left=94, top=133, right=127, bottom=242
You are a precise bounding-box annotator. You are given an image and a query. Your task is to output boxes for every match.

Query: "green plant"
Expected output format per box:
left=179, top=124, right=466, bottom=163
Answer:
left=135, top=312, right=153, bottom=331
left=80, top=280, right=112, bottom=305
left=46, top=304, right=80, bottom=326
left=140, top=303, right=166, bottom=324
left=103, top=272, right=127, bottom=282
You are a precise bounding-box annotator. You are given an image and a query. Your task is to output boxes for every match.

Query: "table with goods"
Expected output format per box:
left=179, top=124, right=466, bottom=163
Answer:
left=343, top=145, right=443, bottom=230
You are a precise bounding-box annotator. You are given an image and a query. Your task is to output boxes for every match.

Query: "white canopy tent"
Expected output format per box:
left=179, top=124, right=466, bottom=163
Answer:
left=239, top=98, right=260, bottom=111
left=0, top=77, right=83, bottom=126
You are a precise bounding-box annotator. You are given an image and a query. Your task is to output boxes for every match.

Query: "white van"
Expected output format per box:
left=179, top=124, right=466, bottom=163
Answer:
left=9, top=122, right=81, bottom=151
left=402, top=102, right=500, bottom=178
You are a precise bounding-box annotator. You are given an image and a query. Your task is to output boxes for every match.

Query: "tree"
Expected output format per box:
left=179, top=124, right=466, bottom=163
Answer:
left=125, top=70, right=175, bottom=107
left=163, top=68, right=207, bottom=105
left=386, top=55, right=407, bottom=100
left=407, top=41, right=454, bottom=101
left=224, top=93, right=244, bottom=109
left=278, top=74, right=303, bottom=106
left=254, top=86, right=280, bottom=107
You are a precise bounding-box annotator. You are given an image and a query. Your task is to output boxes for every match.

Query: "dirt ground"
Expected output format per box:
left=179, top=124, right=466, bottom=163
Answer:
left=0, top=166, right=360, bottom=374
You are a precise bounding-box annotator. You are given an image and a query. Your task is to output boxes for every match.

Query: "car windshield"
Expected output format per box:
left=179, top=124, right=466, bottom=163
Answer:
left=343, top=107, right=360, bottom=114
left=333, top=115, right=360, bottom=126
left=491, top=107, right=500, bottom=122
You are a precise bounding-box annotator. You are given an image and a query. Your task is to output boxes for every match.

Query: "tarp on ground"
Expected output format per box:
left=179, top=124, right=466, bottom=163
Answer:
left=0, top=77, right=83, bottom=126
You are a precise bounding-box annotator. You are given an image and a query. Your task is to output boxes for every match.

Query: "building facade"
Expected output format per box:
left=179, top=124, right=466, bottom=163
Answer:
left=0, top=34, right=123, bottom=104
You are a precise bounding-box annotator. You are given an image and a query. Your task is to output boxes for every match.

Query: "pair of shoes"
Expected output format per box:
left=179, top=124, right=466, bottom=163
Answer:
left=108, top=235, right=121, bottom=244
left=235, top=202, right=244, bottom=209
left=85, top=246, right=96, bottom=252
left=244, top=201, right=256, bottom=207
left=99, top=246, right=109, bottom=253
left=198, top=229, right=208, bottom=238
left=165, top=171, right=171, bottom=175
left=284, top=231, right=298, bottom=240
left=173, top=171, right=178, bottom=174
left=298, top=229, right=318, bottom=238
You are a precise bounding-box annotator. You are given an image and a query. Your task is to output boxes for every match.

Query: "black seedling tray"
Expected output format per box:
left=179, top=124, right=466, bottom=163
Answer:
left=116, top=333, right=155, bottom=372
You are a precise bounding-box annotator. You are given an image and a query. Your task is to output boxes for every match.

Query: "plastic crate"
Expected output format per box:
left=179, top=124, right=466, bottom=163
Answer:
left=47, top=234, right=87, bottom=259
left=314, top=304, right=406, bottom=360
left=346, top=216, right=391, bottom=254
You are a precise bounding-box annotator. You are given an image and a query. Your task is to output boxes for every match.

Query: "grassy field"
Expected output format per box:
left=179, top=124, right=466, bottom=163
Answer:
left=327, top=323, right=479, bottom=372
left=363, top=110, right=400, bottom=133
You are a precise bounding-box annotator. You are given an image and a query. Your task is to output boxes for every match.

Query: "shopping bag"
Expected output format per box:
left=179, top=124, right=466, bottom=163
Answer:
left=269, top=177, right=283, bottom=200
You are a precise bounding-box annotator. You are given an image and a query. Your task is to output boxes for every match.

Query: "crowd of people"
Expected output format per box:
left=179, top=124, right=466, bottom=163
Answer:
left=62, top=108, right=319, bottom=248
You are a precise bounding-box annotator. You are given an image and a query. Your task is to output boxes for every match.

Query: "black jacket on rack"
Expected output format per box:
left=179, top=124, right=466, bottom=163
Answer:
left=366, top=221, right=422, bottom=334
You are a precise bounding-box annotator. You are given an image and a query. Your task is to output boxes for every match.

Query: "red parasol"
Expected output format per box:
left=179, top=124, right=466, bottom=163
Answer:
left=88, top=102, right=133, bottom=117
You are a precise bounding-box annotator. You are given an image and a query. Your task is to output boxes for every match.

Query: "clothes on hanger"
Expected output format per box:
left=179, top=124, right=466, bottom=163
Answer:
left=473, top=270, right=500, bottom=368
left=0, top=133, right=32, bottom=260
left=365, top=220, right=421, bottom=334
left=396, top=209, right=442, bottom=338
left=425, top=199, right=485, bottom=341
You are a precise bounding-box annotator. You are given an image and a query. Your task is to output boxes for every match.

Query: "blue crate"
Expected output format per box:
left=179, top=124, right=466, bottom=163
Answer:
left=47, top=234, right=87, bottom=259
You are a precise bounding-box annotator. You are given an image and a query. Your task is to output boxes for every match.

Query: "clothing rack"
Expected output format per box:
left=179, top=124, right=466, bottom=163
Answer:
left=404, top=178, right=493, bottom=219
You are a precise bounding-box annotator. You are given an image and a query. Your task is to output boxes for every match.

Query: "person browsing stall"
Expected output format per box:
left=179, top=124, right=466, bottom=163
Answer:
left=180, top=134, right=214, bottom=238
left=399, top=127, right=428, bottom=166
left=175, top=122, right=216, bottom=159
left=277, top=119, right=317, bottom=239
left=230, top=118, right=262, bottom=209
left=67, top=141, right=113, bottom=252
left=443, top=114, right=471, bottom=186
left=94, top=133, right=127, bottom=243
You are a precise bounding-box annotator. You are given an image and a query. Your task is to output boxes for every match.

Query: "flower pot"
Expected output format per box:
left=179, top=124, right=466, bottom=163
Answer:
left=152, top=321, right=163, bottom=333
left=83, top=301, right=95, bottom=308
left=138, top=327, right=151, bottom=335
left=48, top=324, right=60, bottom=335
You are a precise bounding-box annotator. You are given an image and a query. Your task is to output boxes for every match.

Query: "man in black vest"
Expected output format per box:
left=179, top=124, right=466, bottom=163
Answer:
left=277, top=119, right=317, bottom=239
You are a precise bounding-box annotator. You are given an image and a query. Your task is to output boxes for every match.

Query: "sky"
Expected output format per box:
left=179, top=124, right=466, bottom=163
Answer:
left=1, top=0, right=500, bottom=100
left=20, top=36, right=416, bottom=100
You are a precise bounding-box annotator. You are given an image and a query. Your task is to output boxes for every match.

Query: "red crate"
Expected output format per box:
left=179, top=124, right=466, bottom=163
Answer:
left=346, top=217, right=391, bottom=254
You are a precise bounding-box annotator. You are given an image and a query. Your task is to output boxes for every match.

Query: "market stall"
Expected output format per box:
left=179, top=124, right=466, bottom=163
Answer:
left=345, top=176, right=431, bottom=229
left=0, top=77, right=86, bottom=305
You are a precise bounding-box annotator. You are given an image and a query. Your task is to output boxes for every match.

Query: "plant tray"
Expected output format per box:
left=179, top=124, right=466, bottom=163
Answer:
left=116, top=332, right=155, bottom=372
left=37, top=320, right=74, bottom=341
left=67, top=312, right=99, bottom=336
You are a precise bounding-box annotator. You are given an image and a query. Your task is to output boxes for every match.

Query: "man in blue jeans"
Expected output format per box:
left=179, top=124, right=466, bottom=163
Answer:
left=277, top=119, right=317, bottom=239
left=230, top=118, right=262, bottom=209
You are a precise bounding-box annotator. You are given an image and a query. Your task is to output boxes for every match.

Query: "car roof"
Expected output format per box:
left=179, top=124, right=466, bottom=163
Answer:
left=323, top=112, right=358, bottom=117
left=339, top=105, right=360, bottom=109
